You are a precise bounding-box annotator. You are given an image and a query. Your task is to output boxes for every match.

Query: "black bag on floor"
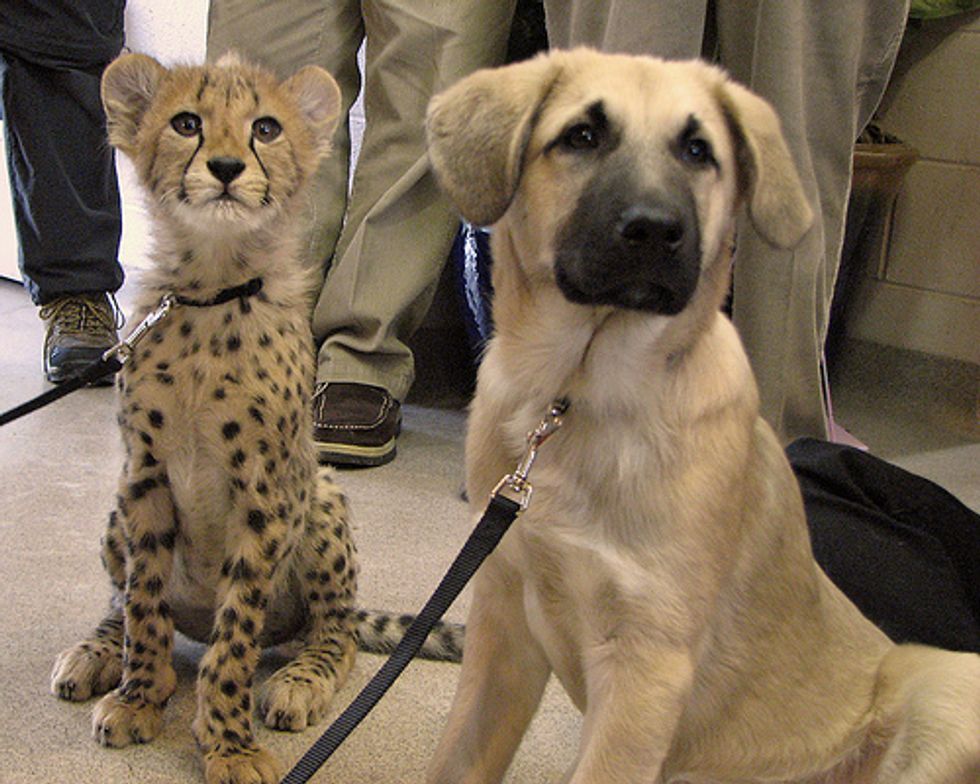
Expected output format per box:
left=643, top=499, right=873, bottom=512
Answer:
left=788, top=438, right=980, bottom=653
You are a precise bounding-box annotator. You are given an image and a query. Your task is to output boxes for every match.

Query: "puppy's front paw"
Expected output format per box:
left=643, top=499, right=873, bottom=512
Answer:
left=51, top=643, right=122, bottom=701
left=259, top=667, right=336, bottom=732
left=204, top=747, right=281, bottom=784
left=92, top=689, right=164, bottom=747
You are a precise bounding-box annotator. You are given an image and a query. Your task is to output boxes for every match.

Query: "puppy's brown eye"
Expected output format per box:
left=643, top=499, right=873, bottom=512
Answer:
left=682, top=137, right=714, bottom=166
left=252, top=117, right=282, bottom=143
left=171, top=112, right=202, bottom=137
left=561, top=123, right=599, bottom=151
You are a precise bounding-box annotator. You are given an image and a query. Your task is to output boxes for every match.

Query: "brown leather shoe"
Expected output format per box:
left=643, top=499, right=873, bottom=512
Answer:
left=313, top=382, right=402, bottom=467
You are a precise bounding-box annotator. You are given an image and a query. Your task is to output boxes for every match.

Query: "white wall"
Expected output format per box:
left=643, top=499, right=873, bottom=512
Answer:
left=125, top=1, right=209, bottom=63
left=0, top=136, right=17, bottom=281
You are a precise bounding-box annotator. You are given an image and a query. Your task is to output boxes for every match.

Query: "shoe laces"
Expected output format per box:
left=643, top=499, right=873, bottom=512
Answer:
left=39, top=293, right=125, bottom=337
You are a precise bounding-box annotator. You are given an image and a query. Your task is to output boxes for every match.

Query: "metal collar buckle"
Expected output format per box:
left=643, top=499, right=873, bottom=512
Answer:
left=101, top=294, right=177, bottom=364
left=492, top=397, right=569, bottom=511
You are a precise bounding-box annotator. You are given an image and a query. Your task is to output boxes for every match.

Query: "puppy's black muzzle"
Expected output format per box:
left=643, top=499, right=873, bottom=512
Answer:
left=553, top=170, right=700, bottom=315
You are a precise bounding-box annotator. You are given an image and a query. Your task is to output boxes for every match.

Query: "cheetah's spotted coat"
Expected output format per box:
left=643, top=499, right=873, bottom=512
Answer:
left=49, top=53, right=459, bottom=784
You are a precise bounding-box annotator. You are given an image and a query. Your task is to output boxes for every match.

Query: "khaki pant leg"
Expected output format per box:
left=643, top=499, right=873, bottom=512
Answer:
left=207, top=0, right=364, bottom=269
left=543, top=0, right=707, bottom=57
left=717, top=0, right=908, bottom=442
left=312, top=0, right=516, bottom=399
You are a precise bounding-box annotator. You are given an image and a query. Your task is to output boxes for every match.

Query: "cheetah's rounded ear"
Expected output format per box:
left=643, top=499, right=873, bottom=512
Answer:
left=283, top=66, right=341, bottom=158
left=101, top=53, right=167, bottom=157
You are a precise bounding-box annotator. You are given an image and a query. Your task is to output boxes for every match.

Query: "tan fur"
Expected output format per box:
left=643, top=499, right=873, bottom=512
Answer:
left=424, top=49, right=980, bottom=784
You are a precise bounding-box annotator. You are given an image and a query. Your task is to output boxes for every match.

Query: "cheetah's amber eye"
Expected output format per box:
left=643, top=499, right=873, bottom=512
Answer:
left=171, top=112, right=202, bottom=137
left=252, top=117, right=282, bottom=143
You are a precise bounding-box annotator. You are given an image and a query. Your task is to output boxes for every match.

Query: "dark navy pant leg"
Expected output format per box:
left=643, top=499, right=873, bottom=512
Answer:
left=0, top=52, right=123, bottom=305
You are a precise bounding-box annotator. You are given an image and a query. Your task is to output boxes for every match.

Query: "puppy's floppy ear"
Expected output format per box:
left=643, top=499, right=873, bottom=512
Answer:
left=101, top=53, right=168, bottom=156
left=282, top=65, right=342, bottom=158
left=426, top=53, right=561, bottom=226
left=717, top=79, right=813, bottom=249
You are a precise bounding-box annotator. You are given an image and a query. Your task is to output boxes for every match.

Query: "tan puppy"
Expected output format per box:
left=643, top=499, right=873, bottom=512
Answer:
left=424, top=49, right=980, bottom=784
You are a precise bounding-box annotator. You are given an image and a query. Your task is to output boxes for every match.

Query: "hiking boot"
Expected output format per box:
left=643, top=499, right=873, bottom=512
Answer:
left=313, top=382, right=402, bottom=467
left=39, top=292, right=122, bottom=385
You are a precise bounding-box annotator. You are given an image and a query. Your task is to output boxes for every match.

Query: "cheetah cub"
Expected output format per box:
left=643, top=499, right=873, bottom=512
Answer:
left=48, top=53, right=450, bottom=784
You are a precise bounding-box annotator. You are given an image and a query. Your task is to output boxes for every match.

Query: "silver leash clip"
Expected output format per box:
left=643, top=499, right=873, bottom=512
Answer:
left=102, top=294, right=177, bottom=364
left=492, top=397, right=569, bottom=511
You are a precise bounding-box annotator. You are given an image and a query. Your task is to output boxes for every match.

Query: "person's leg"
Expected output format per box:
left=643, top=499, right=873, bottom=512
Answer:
left=542, top=0, right=707, bottom=58
left=0, top=52, right=122, bottom=305
left=0, top=25, right=124, bottom=384
left=716, top=0, right=909, bottom=442
left=311, top=0, right=517, bottom=465
left=207, top=0, right=364, bottom=271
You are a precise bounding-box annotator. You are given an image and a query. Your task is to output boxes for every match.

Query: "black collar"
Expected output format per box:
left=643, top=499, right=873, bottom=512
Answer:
left=174, top=277, right=264, bottom=307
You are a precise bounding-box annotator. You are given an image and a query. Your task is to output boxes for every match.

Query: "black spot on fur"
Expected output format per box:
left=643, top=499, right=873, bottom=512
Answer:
left=129, top=477, right=158, bottom=500
left=139, top=532, right=158, bottom=554
left=231, top=558, right=255, bottom=582
left=247, top=509, right=267, bottom=533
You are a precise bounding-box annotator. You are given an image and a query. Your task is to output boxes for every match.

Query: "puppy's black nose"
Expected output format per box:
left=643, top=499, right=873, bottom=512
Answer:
left=616, top=205, right=684, bottom=251
left=207, top=156, right=246, bottom=184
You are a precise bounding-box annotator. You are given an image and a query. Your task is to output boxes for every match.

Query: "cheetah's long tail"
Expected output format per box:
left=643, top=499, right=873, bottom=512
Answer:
left=354, top=609, right=465, bottom=663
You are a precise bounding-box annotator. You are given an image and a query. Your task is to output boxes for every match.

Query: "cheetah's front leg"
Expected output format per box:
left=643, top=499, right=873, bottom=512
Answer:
left=92, top=468, right=179, bottom=748
left=193, top=486, right=295, bottom=784
left=260, top=473, right=358, bottom=731
left=51, top=511, right=128, bottom=701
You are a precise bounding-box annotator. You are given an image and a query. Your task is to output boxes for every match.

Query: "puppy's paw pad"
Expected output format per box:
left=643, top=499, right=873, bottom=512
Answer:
left=51, top=644, right=122, bottom=702
left=91, top=690, right=163, bottom=747
left=204, top=747, right=281, bottom=784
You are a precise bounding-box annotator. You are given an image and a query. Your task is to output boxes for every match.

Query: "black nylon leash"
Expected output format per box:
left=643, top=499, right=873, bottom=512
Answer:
left=0, top=355, right=123, bottom=427
left=281, top=493, right=521, bottom=784
left=281, top=398, right=569, bottom=784
left=0, top=278, right=264, bottom=428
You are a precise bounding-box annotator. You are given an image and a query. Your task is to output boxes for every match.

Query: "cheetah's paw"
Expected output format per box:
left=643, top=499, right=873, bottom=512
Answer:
left=51, top=643, right=122, bottom=701
left=259, top=669, right=337, bottom=732
left=204, top=747, right=281, bottom=784
left=92, top=690, right=164, bottom=747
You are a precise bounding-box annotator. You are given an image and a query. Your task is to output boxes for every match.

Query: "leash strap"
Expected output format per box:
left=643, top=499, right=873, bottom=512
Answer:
left=0, top=278, right=265, bottom=429
left=0, top=356, right=123, bottom=427
left=281, top=492, right=522, bottom=784
left=280, top=398, right=569, bottom=784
